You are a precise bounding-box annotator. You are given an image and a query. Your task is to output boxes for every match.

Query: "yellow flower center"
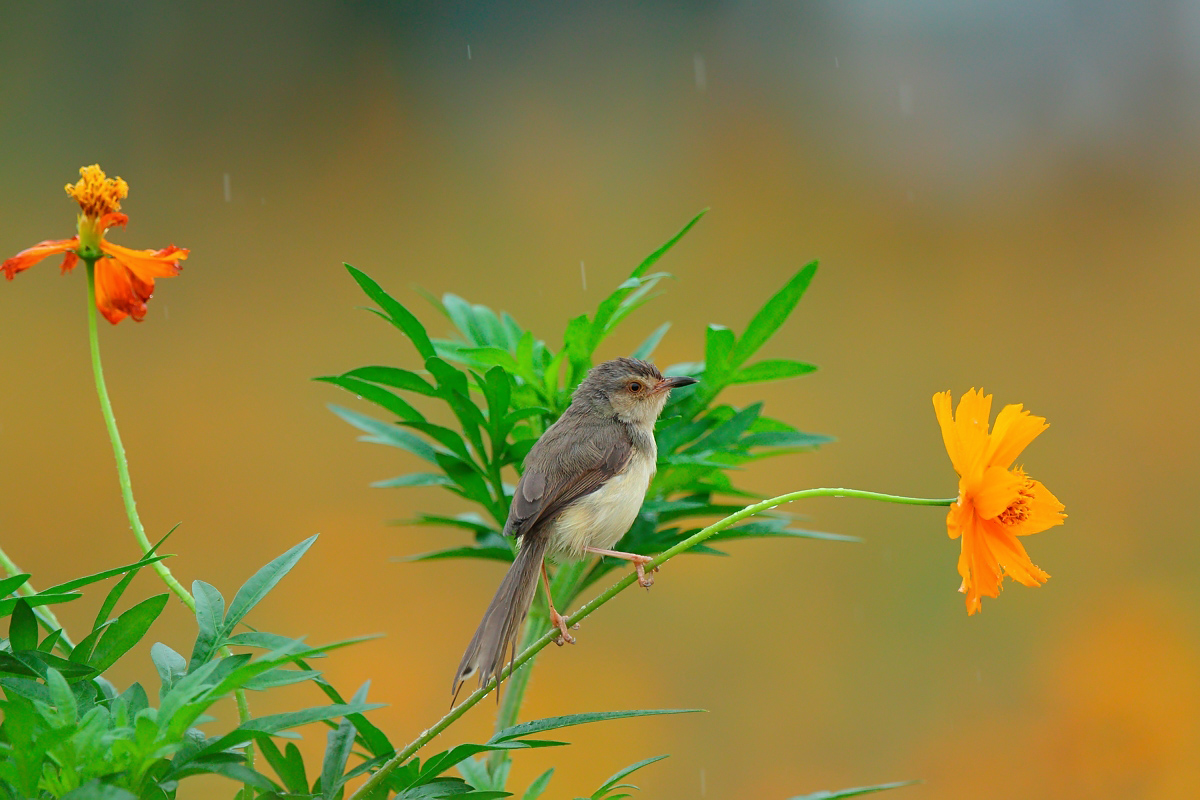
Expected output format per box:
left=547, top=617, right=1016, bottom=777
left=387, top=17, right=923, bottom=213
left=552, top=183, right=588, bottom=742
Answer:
left=997, top=478, right=1036, bottom=526
left=65, top=164, right=128, bottom=219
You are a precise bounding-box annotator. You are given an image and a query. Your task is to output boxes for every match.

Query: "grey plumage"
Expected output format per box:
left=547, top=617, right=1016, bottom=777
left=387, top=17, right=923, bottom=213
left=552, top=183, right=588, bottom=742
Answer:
left=451, top=358, right=696, bottom=701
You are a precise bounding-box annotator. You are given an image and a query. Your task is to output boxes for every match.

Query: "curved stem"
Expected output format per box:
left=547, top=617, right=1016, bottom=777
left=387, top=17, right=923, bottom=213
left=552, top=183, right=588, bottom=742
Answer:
left=84, top=261, right=194, bottom=614
left=348, top=488, right=954, bottom=799
left=83, top=262, right=254, bottom=778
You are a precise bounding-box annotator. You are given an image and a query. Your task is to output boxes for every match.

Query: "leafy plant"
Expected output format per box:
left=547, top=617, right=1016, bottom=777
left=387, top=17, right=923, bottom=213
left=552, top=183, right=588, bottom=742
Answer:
left=321, top=211, right=838, bottom=606
left=0, top=538, right=384, bottom=799
left=322, top=211, right=858, bottom=797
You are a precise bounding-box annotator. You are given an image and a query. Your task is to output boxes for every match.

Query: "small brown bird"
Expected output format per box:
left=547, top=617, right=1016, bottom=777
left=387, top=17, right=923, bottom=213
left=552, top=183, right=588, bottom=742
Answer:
left=451, top=358, right=697, bottom=700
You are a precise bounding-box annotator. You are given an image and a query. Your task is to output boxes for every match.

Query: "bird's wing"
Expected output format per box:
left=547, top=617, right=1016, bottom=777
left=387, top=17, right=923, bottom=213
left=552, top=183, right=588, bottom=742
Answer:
left=505, top=420, right=632, bottom=539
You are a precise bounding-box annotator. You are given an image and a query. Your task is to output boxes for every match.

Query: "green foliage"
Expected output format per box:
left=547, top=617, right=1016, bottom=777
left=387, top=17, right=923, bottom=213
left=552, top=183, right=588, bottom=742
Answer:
left=322, top=211, right=833, bottom=611
left=0, top=539, right=385, bottom=799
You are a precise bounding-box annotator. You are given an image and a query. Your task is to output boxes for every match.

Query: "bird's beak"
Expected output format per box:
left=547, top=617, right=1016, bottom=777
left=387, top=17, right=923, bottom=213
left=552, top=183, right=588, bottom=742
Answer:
left=653, top=375, right=699, bottom=394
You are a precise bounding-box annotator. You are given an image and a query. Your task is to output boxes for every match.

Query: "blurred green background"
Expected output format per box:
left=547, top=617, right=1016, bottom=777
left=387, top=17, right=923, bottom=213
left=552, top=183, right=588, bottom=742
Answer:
left=3, top=2, right=1198, bottom=797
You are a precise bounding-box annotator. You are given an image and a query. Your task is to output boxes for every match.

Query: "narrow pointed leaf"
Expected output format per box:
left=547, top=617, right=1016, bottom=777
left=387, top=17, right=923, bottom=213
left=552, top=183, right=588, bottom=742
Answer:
left=225, top=536, right=317, bottom=631
left=88, top=593, right=168, bottom=672
left=592, top=755, right=668, bottom=797
left=8, top=599, right=37, bottom=652
left=728, top=261, right=817, bottom=369
left=787, top=780, right=919, bottom=799
left=631, top=323, right=671, bottom=361
left=346, top=264, right=436, bottom=359
left=491, top=709, right=702, bottom=743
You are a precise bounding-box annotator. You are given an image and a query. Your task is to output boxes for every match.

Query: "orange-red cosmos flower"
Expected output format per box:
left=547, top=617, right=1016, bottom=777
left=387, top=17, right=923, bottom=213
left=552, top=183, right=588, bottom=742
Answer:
left=933, top=389, right=1066, bottom=615
left=2, top=165, right=187, bottom=324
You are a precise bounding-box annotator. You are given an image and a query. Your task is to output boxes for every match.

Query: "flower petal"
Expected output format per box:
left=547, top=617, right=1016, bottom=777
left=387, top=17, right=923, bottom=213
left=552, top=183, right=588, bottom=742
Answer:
left=100, top=241, right=187, bottom=281
left=1009, top=478, right=1066, bottom=536
left=959, top=510, right=1003, bottom=615
left=933, top=391, right=962, bottom=473
left=985, top=402, right=1049, bottom=470
left=981, top=519, right=1050, bottom=587
left=2, top=238, right=78, bottom=279
left=93, top=259, right=143, bottom=324
left=972, top=465, right=1025, bottom=520
left=954, top=389, right=994, bottom=482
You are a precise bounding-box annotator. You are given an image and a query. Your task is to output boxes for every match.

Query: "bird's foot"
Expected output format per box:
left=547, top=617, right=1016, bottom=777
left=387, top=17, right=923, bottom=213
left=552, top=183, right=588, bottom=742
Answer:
left=550, top=608, right=577, bottom=646
left=632, top=555, right=658, bottom=588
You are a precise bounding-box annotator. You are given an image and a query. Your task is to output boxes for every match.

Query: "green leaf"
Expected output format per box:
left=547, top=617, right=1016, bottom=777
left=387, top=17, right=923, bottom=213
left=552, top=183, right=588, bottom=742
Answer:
left=44, top=551, right=173, bottom=596
left=226, top=631, right=316, bottom=652
left=630, top=210, right=706, bottom=279
left=704, top=325, right=735, bottom=381
left=8, top=599, right=37, bottom=651
left=242, top=667, right=322, bottom=691
left=631, top=323, right=670, bottom=361
left=339, top=366, right=440, bottom=396
left=444, top=294, right=489, bottom=345
left=316, top=375, right=425, bottom=422
left=202, top=702, right=383, bottom=756
left=0, top=592, right=78, bottom=617
left=61, top=783, right=137, bottom=800
left=151, top=642, right=188, bottom=692
left=739, top=431, right=834, bottom=450
left=88, top=593, right=168, bottom=672
left=91, top=528, right=178, bottom=631
left=330, top=404, right=443, bottom=463
left=591, top=754, right=668, bottom=799
left=490, top=709, right=702, bottom=743
left=521, top=768, right=555, bottom=800
left=44, top=667, right=76, bottom=723
left=68, top=623, right=109, bottom=666
left=346, top=264, right=436, bottom=359
left=257, top=738, right=310, bottom=794
left=0, top=573, right=31, bottom=597
left=787, top=780, right=920, bottom=799
left=727, top=261, right=817, bottom=369
left=321, top=715, right=357, bottom=799
left=730, top=359, right=818, bottom=385
left=373, top=472, right=454, bottom=488
left=190, top=580, right=226, bottom=668
left=225, top=535, right=317, bottom=631
left=405, top=546, right=514, bottom=564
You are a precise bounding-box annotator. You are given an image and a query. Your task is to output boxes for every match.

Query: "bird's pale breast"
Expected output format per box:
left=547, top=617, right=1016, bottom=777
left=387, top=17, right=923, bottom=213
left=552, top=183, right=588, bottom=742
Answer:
left=550, top=446, right=656, bottom=559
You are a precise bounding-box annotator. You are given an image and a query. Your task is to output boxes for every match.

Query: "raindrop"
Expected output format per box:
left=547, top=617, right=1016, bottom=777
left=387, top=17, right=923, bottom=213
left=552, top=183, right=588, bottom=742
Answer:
left=223, top=173, right=232, bottom=203
left=467, top=43, right=472, bottom=60
left=580, top=261, right=587, bottom=291
left=693, top=53, right=707, bottom=92
left=834, top=56, right=839, bottom=68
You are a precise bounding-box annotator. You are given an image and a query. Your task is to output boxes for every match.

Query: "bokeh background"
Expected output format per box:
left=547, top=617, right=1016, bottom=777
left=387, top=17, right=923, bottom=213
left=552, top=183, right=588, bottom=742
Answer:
left=3, top=2, right=1199, bottom=798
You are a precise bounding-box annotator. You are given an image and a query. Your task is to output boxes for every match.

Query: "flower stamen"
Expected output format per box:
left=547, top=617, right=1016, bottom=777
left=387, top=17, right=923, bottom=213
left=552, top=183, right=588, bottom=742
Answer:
left=65, top=164, right=128, bottom=219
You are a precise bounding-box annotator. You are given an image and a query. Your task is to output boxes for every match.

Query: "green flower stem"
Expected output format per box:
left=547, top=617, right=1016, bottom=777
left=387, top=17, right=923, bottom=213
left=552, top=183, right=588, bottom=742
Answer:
left=83, top=262, right=255, bottom=778
left=84, top=261, right=194, bottom=615
left=348, top=487, right=954, bottom=800
left=0, top=545, right=76, bottom=653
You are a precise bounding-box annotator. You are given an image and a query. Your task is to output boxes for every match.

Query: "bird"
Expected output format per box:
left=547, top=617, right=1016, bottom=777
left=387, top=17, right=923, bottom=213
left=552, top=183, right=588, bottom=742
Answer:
left=451, top=357, right=698, bottom=701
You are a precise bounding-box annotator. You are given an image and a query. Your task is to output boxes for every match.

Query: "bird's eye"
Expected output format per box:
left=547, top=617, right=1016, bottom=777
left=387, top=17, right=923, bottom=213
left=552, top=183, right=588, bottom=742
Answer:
left=628, top=381, right=643, bottom=393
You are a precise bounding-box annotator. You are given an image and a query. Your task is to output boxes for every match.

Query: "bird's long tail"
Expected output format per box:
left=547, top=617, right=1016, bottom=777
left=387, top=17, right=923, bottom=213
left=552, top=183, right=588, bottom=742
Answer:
left=452, top=534, right=548, bottom=701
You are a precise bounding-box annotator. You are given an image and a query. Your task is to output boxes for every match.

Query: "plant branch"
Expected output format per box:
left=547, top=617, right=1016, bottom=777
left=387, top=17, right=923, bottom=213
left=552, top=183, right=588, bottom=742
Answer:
left=84, top=262, right=255, bottom=778
left=348, top=487, right=954, bottom=799
left=84, top=261, right=194, bottom=614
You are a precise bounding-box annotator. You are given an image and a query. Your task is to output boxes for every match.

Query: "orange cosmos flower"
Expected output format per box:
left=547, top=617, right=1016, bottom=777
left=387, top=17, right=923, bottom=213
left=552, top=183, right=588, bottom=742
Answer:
left=933, top=389, right=1066, bottom=615
left=2, top=165, right=187, bottom=324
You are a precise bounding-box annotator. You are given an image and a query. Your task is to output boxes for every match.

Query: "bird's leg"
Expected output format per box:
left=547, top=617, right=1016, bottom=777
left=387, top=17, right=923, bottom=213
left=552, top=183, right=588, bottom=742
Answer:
left=584, top=546, right=658, bottom=588
left=540, top=560, right=576, bottom=646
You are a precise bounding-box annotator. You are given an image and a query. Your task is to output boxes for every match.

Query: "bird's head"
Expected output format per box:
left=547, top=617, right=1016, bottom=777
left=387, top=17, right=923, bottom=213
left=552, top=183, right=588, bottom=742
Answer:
left=572, top=357, right=698, bottom=428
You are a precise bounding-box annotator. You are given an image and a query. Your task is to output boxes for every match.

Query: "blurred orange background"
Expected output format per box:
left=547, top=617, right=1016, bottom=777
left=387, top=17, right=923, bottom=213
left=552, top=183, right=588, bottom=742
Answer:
left=2, top=3, right=1198, bottom=798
